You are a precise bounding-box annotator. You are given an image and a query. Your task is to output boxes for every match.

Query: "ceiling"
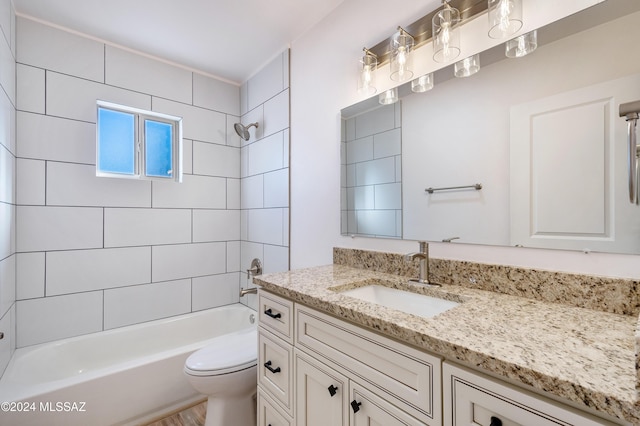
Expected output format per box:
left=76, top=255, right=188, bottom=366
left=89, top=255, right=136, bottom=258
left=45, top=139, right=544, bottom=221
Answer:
left=13, top=0, right=345, bottom=84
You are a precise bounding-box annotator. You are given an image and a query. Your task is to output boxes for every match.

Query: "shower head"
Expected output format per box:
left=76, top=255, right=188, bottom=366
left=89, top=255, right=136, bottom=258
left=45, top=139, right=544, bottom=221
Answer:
left=234, top=122, right=259, bottom=141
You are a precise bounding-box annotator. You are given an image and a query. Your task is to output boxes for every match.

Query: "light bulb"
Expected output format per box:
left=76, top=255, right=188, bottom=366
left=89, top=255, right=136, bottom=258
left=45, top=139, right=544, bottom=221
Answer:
left=488, top=0, right=522, bottom=39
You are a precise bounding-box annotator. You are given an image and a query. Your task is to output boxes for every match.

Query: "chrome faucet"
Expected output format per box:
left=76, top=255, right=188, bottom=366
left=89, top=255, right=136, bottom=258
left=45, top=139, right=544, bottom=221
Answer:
left=404, top=241, right=440, bottom=287
left=239, top=287, right=257, bottom=297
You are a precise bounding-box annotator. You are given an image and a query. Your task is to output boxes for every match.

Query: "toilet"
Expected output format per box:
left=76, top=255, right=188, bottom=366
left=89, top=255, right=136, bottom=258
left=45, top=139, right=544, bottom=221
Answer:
left=184, top=327, right=258, bottom=426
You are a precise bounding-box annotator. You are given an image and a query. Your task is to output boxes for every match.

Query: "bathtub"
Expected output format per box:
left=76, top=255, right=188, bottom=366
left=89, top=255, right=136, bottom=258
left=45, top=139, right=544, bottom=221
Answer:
left=0, top=303, right=257, bottom=426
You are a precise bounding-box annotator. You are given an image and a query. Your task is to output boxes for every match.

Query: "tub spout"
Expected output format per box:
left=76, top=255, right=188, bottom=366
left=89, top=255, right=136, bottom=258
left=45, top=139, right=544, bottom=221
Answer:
left=239, top=287, right=257, bottom=297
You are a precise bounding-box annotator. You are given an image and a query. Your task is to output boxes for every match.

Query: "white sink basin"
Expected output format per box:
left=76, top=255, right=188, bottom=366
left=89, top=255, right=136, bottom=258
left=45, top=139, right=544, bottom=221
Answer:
left=339, top=284, right=459, bottom=319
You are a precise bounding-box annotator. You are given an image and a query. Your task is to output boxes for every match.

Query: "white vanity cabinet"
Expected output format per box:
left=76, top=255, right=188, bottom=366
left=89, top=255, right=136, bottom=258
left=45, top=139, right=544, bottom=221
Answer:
left=257, top=289, right=442, bottom=426
left=443, top=362, right=618, bottom=426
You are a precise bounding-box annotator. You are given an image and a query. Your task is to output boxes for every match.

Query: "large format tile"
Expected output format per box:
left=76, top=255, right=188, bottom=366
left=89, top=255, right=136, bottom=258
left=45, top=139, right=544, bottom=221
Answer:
left=152, top=242, right=226, bottom=282
left=104, top=208, right=191, bottom=247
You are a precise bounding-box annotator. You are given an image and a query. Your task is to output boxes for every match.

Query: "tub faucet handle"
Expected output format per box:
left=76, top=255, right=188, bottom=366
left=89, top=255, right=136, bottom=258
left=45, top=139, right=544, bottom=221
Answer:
left=246, top=258, right=262, bottom=276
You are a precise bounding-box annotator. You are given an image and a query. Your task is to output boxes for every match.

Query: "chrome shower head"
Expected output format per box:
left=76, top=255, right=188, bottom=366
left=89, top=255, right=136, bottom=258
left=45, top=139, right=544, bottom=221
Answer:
left=234, top=122, right=259, bottom=141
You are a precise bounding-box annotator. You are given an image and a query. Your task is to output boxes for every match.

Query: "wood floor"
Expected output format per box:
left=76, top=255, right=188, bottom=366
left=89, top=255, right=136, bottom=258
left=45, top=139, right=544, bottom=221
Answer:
left=145, top=401, right=207, bottom=426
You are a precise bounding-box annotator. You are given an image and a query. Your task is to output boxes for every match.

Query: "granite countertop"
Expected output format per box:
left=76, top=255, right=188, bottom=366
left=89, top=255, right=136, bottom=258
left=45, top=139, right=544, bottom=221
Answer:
left=254, top=264, right=640, bottom=425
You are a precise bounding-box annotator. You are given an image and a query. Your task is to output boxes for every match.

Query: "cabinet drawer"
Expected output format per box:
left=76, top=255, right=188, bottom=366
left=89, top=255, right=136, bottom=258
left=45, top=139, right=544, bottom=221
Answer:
left=259, top=291, right=294, bottom=344
left=259, top=329, right=294, bottom=415
left=257, top=388, right=293, bottom=426
left=295, top=305, right=441, bottom=425
left=443, top=362, right=618, bottom=426
left=350, top=381, right=426, bottom=426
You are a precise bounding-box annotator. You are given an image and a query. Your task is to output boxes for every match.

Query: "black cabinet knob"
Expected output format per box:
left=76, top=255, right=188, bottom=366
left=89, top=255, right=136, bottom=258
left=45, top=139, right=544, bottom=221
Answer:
left=264, top=308, right=282, bottom=319
left=490, top=416, right=502, bottom=426
left=264, top=360, right=281, bottom=374
left=350, top=400, right=362, bottom=413
left=328, top=384, right=338, bottom=397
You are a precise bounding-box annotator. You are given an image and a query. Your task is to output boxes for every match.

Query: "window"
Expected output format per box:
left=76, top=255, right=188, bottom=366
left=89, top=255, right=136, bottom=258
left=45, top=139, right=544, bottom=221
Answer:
left=97, top=101, right=183, bottom=182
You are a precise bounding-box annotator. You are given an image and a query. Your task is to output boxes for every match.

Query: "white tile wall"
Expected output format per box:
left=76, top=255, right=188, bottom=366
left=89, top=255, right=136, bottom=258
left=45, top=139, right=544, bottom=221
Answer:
left=17, top=206, right=103, bottom=252
left=373, top=128, right=401, bottom=159
left=17, top=112, right=96, bottom=164
left=192, top=272, right=240, bottom=312
left=0, top=254, right=15, bottom=317
left=0, top=86, right=15, bottom=154
left=0, top=143, right=14, bottom=203
left=246, top=51, right=286, bottom=112
left=193, top=210, right=240, bottom=242
left=193, top=73, right=240, bottom=115
left=355, top=103, right=396, bottom=139
left=346, top=136, right=374, bottom=164
left=247, top=209, right=284, bottom=246
left=104, top=208, right=191, bottom=247
left=241, top=174, right=264, bottom=209
left=356, top=157, right=396, bottom=186
left=17, top=291, right=103, bottom=347
left=17, top=18, right=104, bottom=83
left=263, top=89, right=289, bottom=137
left=152, top=242, right=227, bottom=282
left=16, top=158, right=45, bottom=205
left=375, top=183, right=402, bottom=209
left=46, top=247, right=152, bottom=295
left=11, top=18, right=284, bottom=349
left=16, top=64, right=44, bottom=113
left=47, top=162, right=152, bottom=207
left=103, top=279, right=191, bottom=330
left=105, top=46, right=192, bottom=104
left=152, top=97, right=226, bottom=145
left=46, top=71, right=151, bottom=123
left=16, top=252, right=44, bottom=300
left=193, top=141, right=240, bottom=178
left=264, top=169, right=289, bottom=208
left=152, top=174, right=227, bottom=209
left=247, top=132, right=284, bottom=176
left=0, top=307, right=13, bottom=374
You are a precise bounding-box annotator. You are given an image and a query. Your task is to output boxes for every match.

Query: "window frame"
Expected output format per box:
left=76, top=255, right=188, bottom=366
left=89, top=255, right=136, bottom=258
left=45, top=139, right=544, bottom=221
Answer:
left=96, top=100, right=183, bottom=183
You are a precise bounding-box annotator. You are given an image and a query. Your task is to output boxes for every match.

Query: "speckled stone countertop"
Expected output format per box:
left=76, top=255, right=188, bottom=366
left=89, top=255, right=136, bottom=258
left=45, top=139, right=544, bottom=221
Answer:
left=254, top=264, right=640, bottom=425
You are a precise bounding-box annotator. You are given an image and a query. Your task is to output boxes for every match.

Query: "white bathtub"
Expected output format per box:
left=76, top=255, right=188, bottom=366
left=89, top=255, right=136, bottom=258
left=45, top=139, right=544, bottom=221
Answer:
left=0, top=304, right=257, bottom=426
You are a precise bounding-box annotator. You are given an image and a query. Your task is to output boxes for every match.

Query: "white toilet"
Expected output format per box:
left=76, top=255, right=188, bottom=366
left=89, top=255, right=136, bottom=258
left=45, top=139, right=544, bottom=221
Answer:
left=184, top=327, right=258, bottom=426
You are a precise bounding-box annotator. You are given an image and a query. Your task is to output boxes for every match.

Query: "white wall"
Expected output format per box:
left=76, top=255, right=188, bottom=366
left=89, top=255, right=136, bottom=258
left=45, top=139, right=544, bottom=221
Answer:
left=290, top=0, right=640, bottom=278
left=0, top=0, right=15, bottom=375
left=239, top=51, right=290, bottom=310
left=15, top=17, right=243, bottom=347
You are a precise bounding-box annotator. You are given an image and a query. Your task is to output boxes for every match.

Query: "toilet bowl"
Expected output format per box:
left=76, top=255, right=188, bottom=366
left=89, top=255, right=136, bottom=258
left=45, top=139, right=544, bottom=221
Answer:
left=184, top=327, right=258, bottom=426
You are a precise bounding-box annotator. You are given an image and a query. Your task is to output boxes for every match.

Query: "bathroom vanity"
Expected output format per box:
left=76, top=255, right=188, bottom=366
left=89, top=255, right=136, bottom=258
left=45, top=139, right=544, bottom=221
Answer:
left=254, top=254, right=639, bottom=426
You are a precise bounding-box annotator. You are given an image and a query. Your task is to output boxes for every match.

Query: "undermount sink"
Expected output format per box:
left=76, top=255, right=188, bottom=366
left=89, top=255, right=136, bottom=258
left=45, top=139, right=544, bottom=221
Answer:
left=338, top=284, right=460, bottom=319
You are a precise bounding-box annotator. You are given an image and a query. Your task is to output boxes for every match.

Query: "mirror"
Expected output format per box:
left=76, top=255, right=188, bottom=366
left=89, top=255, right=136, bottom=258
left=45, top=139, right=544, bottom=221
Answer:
left=340, top=0, right=640, bottom=255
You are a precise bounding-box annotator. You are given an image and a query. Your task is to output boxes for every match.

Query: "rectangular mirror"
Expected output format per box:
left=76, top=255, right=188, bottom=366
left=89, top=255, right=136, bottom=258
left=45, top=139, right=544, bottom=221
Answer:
left=340, top=0, right=640, bottom=255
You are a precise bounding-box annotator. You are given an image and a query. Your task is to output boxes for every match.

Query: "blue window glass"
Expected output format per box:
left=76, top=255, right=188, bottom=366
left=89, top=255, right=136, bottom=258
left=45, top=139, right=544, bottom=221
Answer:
left=97, top=108, right=135, bottom=175
left=145, top=120, right=173, bottom=178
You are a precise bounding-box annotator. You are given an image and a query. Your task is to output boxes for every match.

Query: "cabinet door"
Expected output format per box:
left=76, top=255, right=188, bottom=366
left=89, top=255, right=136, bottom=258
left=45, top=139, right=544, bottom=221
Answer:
left=295, top=352, right=349, bottom=426
left=349, top=382, right=426, bottom=426
left=258, top=388, right=293, bottom=426
left=443, top=362, right=617, bottom=426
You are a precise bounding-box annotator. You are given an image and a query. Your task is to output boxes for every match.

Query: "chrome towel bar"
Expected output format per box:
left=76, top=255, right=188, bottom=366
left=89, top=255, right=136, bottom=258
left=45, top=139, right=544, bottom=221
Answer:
left=425, top=183, right=482, bottom=194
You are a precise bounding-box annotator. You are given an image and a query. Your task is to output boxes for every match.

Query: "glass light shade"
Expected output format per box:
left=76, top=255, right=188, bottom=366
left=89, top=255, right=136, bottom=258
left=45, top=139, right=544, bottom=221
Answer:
left=505, top=30, right=537, bottom=58
left=433, top=3, right=461, bottom=63
left=390, top=30, right=414, bottom=82
left=488, top=0, right=523, bottom=39
left=358, top=52, right=378, bottom=95
left=379, top=88, right=399, bottom=105
left=411, top=73, right=434, bottom=93
left=454, top=54, right=480, bottom=78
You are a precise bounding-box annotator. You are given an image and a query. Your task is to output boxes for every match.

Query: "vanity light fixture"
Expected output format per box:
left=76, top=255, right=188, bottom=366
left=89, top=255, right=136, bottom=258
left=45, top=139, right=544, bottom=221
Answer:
left=488, top=0, right=523, bottom=39
left=358, top=48, right=378, bottom=95
left=390, top=27, right=415, bottom=82
left=411, top=73, right=434, bottom=93
left=454, top=54, right=480, bottom=78
left=379, top=87, right=399, bottom=105
left=433, top=0, right=461, bottom=63
left=505, top=30, right=537, bottom=58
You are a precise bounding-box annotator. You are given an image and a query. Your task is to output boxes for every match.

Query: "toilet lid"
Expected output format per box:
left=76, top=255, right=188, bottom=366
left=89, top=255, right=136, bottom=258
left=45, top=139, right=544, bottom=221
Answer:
left=184, top=328, right=257, bottom=376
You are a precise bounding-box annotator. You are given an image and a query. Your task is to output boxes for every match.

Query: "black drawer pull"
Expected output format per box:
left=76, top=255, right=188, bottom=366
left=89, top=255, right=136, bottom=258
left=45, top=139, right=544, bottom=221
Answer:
left=350, top=400, right=362, bottom=413
left=264, top=308, right=282, bottom=319
left=328, top=384, right=338, bottom=397
left=490, top=416, right=502, bottom=426
left=264, top=360, right=281, bottom=374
